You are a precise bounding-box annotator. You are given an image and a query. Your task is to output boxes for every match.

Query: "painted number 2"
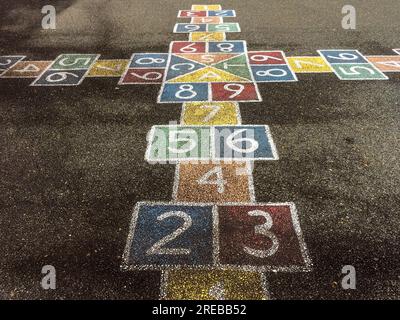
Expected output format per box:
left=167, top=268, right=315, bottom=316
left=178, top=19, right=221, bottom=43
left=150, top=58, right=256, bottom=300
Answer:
left=146, top=211, right=192, bottom=255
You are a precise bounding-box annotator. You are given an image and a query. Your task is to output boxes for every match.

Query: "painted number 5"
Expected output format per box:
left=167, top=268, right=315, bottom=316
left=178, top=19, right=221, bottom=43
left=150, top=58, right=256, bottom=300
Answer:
left=243, top=210, right=279, bottom=258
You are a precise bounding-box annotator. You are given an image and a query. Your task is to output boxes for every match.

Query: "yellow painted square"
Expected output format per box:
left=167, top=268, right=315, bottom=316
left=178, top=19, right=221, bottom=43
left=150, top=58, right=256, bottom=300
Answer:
left=192, top=4, right=222, bottom=10
left=163, top=270, right=269, bottom=300
left=189, top=32, right=226, bottom=41
left=87, top=59, right=129, bottom=77
left=287, top=56, right=333, bottom=73
left=182, top=102, right=240, bottom=125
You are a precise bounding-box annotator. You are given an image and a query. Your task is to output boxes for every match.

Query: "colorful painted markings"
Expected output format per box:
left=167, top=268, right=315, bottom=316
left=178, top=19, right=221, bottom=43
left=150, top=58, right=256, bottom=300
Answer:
left=248, top=51, right=297, bottom=82
left=162, top=270, right=268, bottom=300
left=366, top=56, right=400, bottom=73
left=0, top=56, right=25, bottom=76
left=173, top=162, right=255, bottom=203
left=182, top=102, right=241, bottom=125
left=87, top=59, right=129, bottom=77
left=31, top=54, right=99, bottom=86
left=119, top=53, right=168, bottom=84
left=159, top=41, right=261, bottom=102
left=178, top=10, right=236, bottom=18
left=122, top=202, right=311, bottom=272
left=318, top=50, right=388, bottom=80
left=174, top=23, right=240, bottom=33
left=192, top=4, right=222, bottom=11
left=0, top=61, right=51, bottom=78
left=189, top=32, right=226, bottom=41
left=286, top=56, right=333, bottom=73
left=145, top=125, right=278, bottom=162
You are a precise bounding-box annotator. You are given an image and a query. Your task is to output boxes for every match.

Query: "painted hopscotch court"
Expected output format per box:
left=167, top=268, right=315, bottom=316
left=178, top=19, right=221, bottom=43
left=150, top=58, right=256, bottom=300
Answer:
left=1, top=4, right=399, bottom=301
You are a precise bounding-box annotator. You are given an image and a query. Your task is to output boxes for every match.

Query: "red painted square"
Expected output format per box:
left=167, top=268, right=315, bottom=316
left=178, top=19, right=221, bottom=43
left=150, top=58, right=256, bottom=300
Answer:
left=218, top=204, right=309, bottom=269
left=171, top=42, right=206, bottom=54
left=248, top=51, right=286, bottom=65
left=179, top=10, right=207, bottom=17
left=211, top=83, right=260, bottom=102
left=121, top=68, right=164, bottom=84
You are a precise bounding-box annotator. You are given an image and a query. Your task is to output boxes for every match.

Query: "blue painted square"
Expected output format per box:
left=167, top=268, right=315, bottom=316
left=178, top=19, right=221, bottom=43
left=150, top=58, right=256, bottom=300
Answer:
left=159, top=83, right=209, bottom=103
left=31, top=69, right=86, bottom=86
left=0, top=56, right=25, bottom=71
left=208, top=10, right=236, bottom=17
left=174, top=23, right=207, bottom=33
left=208, top=41, right=246, bottom=53
left=251, top=65, right=297, bottom=82
left=129, top=53, right=169, bottom=68
left=319, top=50, right=368, bottom=64
left=213, top=125, right=278, bottom=160
left=128, top=203, right=214, bottom=267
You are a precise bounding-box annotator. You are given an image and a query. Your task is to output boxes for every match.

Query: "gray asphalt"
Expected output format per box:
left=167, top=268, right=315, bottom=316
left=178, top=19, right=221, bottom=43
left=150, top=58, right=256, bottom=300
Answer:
left=0, top=0, right=399, bottom=299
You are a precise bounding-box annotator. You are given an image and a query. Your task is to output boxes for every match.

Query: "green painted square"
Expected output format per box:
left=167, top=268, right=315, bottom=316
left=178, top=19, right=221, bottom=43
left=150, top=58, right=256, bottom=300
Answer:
left=208, top=23, right=240, bottom=33
left=148, top=126, right=211, bottom=161
left=332, top=63, right=387, bottom=80
left=51, top=54, right=98, bottom=70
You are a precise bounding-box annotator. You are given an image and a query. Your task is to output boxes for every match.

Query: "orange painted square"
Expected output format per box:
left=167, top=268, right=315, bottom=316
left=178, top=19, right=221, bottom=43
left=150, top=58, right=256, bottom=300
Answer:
left=366, top=56, right=400, bottom=72
left=1, top=61, right=51, bottom=78
left=191, top=17, right=223, bottom=24
left=174, top=162, right=254, bottom=203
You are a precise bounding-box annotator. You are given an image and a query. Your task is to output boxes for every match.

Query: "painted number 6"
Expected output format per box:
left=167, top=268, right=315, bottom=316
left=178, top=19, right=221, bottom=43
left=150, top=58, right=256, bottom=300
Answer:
left=227, top=129, right=259, bottom=153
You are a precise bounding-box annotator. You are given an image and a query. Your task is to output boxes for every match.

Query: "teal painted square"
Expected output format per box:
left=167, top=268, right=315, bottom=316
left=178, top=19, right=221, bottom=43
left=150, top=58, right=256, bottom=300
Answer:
left=332, top=63, right=388, bottom=80
left=148, top=126, right=212, bottom=161
left=51, top=54, right=98, bottom=70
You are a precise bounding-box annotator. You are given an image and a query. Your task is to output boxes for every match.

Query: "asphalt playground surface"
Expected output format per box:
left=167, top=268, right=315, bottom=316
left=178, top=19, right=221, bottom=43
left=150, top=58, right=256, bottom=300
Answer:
left=0, top=0, right=399, bottom=299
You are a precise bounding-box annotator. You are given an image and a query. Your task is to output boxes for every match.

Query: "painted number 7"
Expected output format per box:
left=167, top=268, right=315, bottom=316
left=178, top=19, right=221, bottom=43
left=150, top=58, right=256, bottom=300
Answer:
left=243, top=210, right=279, bottom=258
left=200, top=104, right=221, bottom=122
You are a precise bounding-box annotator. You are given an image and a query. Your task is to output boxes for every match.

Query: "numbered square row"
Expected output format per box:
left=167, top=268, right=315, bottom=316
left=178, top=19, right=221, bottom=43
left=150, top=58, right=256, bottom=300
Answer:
left=122, top=202, right=312, bottom=272
left=158, top=82, right=261, bottom=103
left=178, top=10, right=236, bottom=18
left=31, top=54, right=100, bottom=86
left=318, top=50, right=388, bottom=80
left=170, top=41, right=247, bottom=54
left=174, top=23, right=240, bottom=33
left=146, top=125, right=278, bottom=162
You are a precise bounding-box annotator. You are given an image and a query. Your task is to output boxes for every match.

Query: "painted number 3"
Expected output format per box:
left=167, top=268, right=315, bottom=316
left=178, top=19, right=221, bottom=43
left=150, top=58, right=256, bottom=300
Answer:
left=244, top=210, right=279, bottom=258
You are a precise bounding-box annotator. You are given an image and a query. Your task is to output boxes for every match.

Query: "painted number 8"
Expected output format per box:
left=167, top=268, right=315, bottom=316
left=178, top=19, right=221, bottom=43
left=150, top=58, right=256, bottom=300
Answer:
left=176, top=84, right=197, bottom=99
left=244, top=210, right=279, bottom=258
left=217, top=43, right=234, bottom=52
left=136, top=57, right=165, bottom=65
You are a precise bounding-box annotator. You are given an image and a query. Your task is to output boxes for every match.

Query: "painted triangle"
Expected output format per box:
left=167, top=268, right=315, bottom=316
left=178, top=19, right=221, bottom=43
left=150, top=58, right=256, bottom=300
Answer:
left=166, top=54, right=206, bottom=81
left=175, top=53, right=239, bottom=66
left=169, top=66, right=251, bottom=83
left=213, top=54, right=253, bottom=80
